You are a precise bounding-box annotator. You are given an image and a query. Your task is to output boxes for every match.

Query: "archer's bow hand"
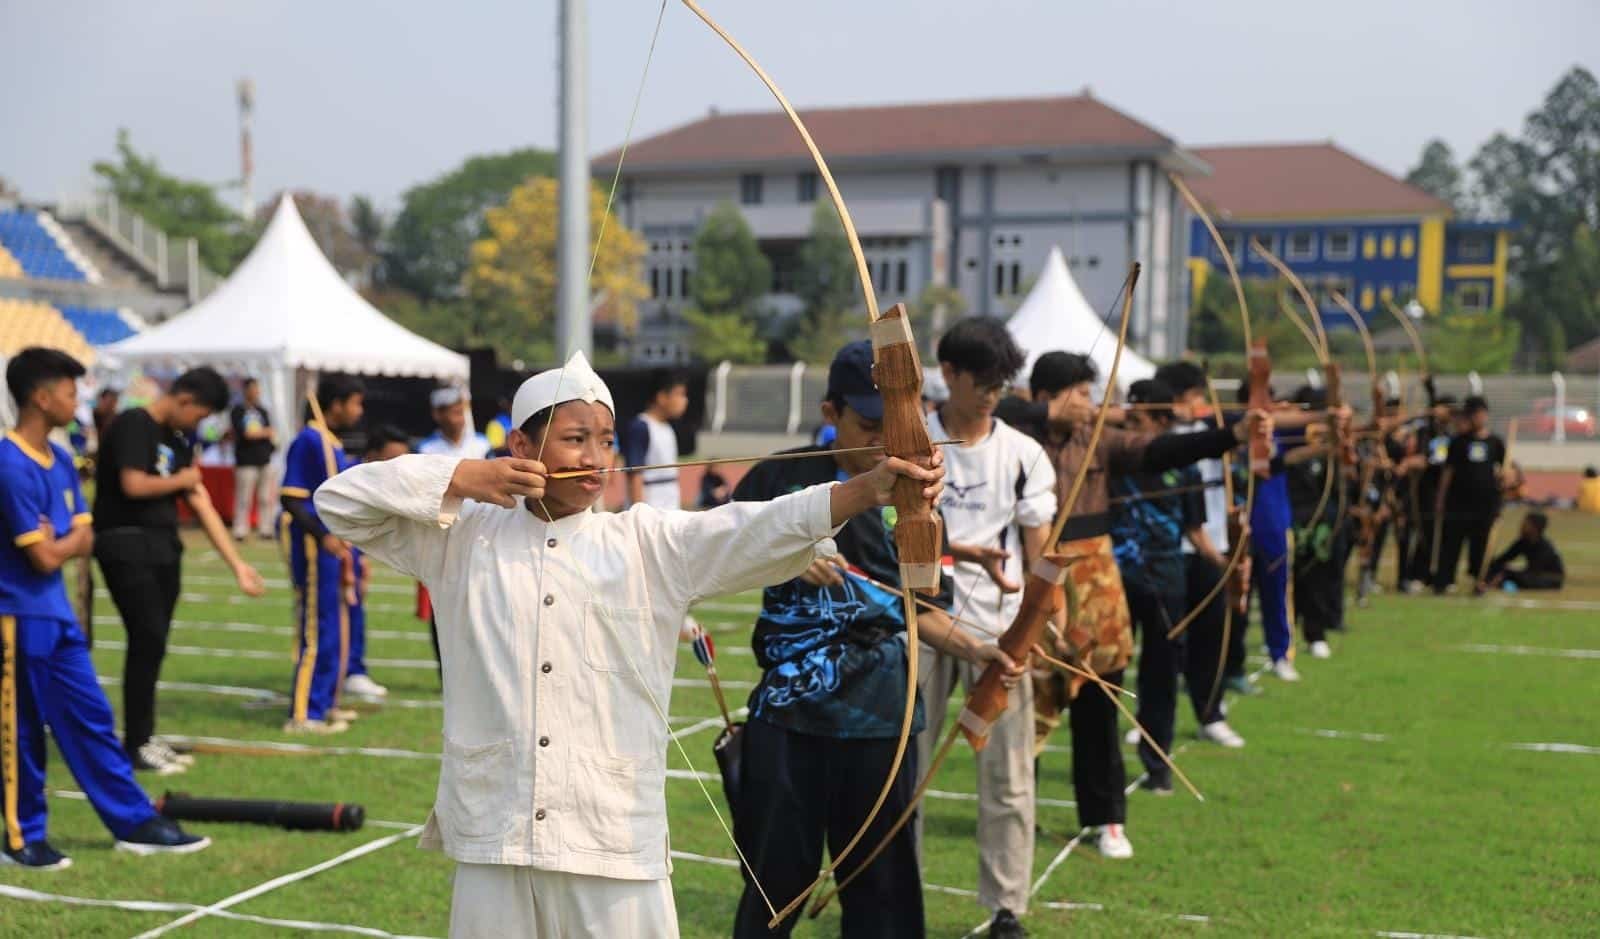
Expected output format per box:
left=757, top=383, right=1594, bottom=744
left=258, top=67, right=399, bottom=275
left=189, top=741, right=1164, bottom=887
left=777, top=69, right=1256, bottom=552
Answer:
left=1237, top=408, right=1275, bottom=448
left=448, top=458, right=548, bottom=508
left=971, top=642, right=1026, bottom=689
left=832, top=451, right=946, bottom=525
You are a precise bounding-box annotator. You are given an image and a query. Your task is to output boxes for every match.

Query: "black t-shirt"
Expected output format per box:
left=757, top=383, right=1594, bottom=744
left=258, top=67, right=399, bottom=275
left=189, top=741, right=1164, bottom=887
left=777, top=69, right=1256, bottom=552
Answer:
left=93, top=408, right=193, bottom=531
left=1445, top=432, right=1506, bottom=515
left=231, top=403, right=274, bottom=467
left=732, top=445, right=952, bottom=739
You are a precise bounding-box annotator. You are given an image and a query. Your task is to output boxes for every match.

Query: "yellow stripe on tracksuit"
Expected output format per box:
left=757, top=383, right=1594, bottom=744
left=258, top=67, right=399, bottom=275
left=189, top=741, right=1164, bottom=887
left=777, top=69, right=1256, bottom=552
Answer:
left=292, top=536, right=318, bottom=722
left=2, top=615, right=21, bottom=851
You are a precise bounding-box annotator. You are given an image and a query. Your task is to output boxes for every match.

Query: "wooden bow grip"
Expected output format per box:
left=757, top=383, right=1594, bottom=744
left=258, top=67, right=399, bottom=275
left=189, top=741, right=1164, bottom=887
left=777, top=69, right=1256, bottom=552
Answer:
left=957, top=554, right=1069, bottom=751
left=1247, top=338, right=1273, bottom=478
left=871, top=304, right=942, bottom=595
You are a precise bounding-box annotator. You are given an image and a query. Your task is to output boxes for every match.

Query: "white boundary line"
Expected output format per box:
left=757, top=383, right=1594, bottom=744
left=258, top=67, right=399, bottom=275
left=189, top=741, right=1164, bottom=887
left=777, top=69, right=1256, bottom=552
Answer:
left=1299, top=728, right=1390, bottom=742
left=1456, top=643, right=1600, bottom=660
left=1508, top=742, right=1600, bottom=755
left=130, top=825, right=426, bottom=938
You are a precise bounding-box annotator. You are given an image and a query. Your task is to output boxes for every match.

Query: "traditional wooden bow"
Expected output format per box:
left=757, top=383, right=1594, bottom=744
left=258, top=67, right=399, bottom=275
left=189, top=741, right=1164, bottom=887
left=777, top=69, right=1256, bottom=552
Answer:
left=1383, top=297, right=1435, bottom=573
left=1163, top=174, right=1269, bottom=641
left=1329, top=290, right=1393, bottom=566
left=674, top=2, right=941, bottom=925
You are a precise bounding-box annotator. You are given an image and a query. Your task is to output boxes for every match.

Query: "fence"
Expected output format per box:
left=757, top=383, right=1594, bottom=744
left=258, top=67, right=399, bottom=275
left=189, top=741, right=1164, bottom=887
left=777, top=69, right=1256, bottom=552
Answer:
left=707, top=362, right=1600, bottom=445
left=60, top=192, right=222, bottom=303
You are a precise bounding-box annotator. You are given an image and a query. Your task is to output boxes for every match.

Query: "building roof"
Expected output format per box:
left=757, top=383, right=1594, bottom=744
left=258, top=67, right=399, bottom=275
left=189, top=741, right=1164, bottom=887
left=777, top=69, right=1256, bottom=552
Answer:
left=594, top=93, right=1177, bottom=171
left=1185, top=143, right=1450, bottom=220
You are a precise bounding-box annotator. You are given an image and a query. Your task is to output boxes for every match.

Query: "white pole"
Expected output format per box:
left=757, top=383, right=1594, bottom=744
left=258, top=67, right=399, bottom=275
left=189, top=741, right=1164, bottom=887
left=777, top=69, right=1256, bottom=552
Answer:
left=786, top=362, right=806, bottom=435
left=1552, top=371, right=1567, bottom=444
left=711, top=361, right=732, bottom=434
left=555, top=0, right=591, bottom=359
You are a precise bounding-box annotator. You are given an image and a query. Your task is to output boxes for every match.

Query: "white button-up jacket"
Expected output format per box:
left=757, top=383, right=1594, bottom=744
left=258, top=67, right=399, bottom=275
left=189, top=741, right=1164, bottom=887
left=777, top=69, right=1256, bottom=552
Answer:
left=315, top=454, right=839, bottom=879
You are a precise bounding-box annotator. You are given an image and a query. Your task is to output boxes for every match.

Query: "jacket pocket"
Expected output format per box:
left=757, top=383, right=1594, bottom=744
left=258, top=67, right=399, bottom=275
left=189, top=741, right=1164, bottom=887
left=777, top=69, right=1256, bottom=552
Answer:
left=437, top=736, right=514, bottom=840
left=582, top=603, right=651, bottom=674
left=563, top=750, right=665, bottom=856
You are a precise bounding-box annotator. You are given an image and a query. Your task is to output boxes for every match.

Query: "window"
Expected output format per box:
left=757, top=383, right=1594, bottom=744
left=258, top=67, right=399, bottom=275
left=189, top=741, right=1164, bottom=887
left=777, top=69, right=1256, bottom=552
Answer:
left=1459, top=233, right=1491, bottom=261
left=1362, top=234, right=1377, bottom=259
left=650, top=268, right=660, bottom=299
left=1287, top=231, right=1316, bottom=260
left=1010, top=262, right=1022, bottom=295
left=1218, top=232, right=1244, bottom=263
left=1247, top=233, right=1277, bottom=260
left=1456, top=282, right=1490, bottom=311
left=797, top=172, right=818, bottom=203
left=994, top=263, right=1005, bottom=297
left=739, top=173, right=763, bottom=205
left=1325, top=230, right=1355, bottom=260
left=1380, top=234, right=1396, bottom=259
left=1318, top=276, right=1352, bottom=308
left=663, top=268, right=674, bottom=298
left=681, top=267, right=692, bottom=298
left=1400, top=233, right=1416, bottom=258
left=896, top=260, right=908, bottom=295
left=935, top=166, right=961, bottom=205
left=1359, top=286, right=1375, bottom=310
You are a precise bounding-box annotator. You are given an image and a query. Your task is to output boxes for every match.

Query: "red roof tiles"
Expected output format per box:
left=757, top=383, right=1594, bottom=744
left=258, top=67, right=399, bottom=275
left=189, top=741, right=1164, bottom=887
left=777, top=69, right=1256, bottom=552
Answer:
left=1186, top=143, right=1449, bottom=219
left=595, top=94, right=1174, bottom=170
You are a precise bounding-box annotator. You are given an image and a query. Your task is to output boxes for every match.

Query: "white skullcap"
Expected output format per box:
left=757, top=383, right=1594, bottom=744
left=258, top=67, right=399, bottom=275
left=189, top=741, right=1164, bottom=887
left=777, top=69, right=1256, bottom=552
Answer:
left=510, top=350, right=615, bottom=431
left=429, top=385, right=467, bottom=408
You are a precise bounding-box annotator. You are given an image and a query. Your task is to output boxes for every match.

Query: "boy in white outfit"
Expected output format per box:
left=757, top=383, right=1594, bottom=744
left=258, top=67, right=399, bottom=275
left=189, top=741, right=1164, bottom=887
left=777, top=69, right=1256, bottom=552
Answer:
left=314, top=351, right=943, bottom=938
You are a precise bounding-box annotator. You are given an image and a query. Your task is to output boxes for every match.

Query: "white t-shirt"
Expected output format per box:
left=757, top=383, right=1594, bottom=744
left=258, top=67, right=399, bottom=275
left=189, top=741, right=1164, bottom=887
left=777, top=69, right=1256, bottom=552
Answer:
left=623, top=413, right=680, bottom=510
left=1176, top=419, right=1228, bottom=554
left=926, top=411, right=1057, bottom=639
left=418, top=430, right=493, bottom=460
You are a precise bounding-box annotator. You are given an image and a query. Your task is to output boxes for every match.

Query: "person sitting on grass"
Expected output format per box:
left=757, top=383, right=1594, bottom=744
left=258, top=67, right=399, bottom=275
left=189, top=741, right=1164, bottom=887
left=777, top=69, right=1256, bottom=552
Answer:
left=1481, top=512, right=1565, bottom=592
left=1, top=347, right=211, bottom=870
left=312, top=350, right=946, bottom=939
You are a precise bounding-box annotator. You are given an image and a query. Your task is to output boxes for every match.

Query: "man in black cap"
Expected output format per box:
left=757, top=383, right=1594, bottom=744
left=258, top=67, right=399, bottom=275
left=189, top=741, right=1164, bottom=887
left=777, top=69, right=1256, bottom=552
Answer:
left=729, top=340, right=1024, bottom=939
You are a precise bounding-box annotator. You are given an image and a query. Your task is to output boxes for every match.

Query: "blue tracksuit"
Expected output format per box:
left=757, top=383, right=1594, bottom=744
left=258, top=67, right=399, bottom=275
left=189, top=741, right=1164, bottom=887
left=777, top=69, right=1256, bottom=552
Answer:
left=281, top=426, right=362, bottom=722
left=1, top=433, right=156, bottom=849
left=1251, top=467, right=1294, bottom=662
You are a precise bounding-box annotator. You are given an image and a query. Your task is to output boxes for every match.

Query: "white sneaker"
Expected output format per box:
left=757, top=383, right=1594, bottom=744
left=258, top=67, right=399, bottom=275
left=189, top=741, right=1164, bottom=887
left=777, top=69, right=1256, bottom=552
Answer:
left=1309, top=640, right=1332, bottom=659
left=1123, top=727, right=1141, bottom=747
left=343, top=674, right=388, bottom=698
left=1094, top=824, right=1134, bottom=859
left=283, top=718, right=350, bottom=735
left=1198, top=720, right=1246, bottom=748
left=134, top=743, right=187, bottom=776
left=150, top=739, right=195, bottom=767
left=1271, top=658, right=1301, bottom=682
left=1402, top=580, right=1424, bottom=595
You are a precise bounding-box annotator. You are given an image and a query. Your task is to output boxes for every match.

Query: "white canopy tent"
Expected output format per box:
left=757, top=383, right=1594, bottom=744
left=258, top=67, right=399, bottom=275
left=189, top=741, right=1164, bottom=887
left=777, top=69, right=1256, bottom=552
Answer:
left=107, top=196, right=468, bottom=448
left=1006, top=246, right=1156, bottom=397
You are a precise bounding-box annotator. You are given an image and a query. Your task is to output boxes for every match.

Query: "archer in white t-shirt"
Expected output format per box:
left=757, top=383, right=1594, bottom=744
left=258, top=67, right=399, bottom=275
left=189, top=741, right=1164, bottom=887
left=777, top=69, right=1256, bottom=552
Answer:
left=918, top=317, right=1056, bottom=936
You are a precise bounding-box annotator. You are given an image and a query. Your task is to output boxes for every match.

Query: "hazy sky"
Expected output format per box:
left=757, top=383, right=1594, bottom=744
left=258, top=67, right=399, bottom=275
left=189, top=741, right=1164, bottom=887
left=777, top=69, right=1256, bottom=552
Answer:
left=4, top=0, right=1597, bottom=212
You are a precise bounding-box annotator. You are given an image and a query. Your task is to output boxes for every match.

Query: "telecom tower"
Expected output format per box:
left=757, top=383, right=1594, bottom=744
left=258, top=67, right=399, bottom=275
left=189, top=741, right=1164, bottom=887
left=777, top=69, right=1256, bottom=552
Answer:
left=238, top=78, right=255, bottom=219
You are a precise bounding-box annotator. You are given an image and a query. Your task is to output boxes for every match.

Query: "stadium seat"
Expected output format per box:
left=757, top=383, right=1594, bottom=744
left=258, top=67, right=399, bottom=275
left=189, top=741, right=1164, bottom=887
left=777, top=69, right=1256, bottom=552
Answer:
left=0, top=298, right=96, bottom=365
left=58, top=304, right=139, bottom=346
left=0, top=209, right=89, bottom=282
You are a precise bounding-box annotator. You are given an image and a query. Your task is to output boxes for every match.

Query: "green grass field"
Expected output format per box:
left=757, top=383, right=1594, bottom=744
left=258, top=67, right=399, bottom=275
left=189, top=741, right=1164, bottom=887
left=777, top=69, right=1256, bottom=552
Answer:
left=3, top=509, right=1598, bottom=937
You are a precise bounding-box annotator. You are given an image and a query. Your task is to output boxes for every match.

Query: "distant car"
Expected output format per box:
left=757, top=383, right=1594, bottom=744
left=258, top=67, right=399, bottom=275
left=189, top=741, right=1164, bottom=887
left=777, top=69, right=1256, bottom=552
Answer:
left=1524, top=400, right=1597, bottom=438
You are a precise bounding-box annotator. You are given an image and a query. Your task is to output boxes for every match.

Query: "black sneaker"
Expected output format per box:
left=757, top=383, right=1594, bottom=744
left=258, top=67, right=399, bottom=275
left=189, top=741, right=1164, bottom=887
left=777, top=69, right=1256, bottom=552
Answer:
left=1138, top=775, right=1174, bottom=797
left=989, top=908, right=1028, bottom=938
left=115, top=816, right=211, bottom=856
left=1, top=840, right=73, bottom=870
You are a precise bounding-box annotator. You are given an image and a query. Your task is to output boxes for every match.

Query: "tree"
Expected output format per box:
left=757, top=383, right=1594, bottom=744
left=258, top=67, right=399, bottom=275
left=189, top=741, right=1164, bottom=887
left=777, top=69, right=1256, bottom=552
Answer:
left=689, top=202, right=770, bottom=316
left=1428, top=300, right=1523, bottom=373
left=349, top=196, right=385, bottom=269
left=794, top=201, right=857, bottom=316
left=92, top=129, right=252, bottom=274
left=1405, top=139, right=1466, bottom=213
left=384, top=147, right=557, bottom=301
left=259, top=191, right=373, bottom=280
left=463, top=176, right=646, bottom=357
left=681, top=306, right=767, bottom=363
left=1466, top=68, right=1600, bottom=365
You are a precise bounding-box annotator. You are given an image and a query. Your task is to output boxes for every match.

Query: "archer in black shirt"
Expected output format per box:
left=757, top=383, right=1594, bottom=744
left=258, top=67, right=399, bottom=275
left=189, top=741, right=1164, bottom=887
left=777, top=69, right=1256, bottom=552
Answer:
left=1433, top=396, right=1506, bottom=593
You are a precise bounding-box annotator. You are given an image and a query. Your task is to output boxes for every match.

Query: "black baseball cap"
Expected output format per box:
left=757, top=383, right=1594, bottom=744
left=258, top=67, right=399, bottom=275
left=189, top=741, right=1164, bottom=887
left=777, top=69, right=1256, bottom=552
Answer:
left=826, top=340, right=884, bottom=421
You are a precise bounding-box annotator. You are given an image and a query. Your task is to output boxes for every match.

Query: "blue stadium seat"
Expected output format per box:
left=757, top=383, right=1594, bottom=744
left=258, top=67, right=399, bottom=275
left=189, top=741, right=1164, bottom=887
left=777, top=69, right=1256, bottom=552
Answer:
left=58, top=305, right=138, bottom=346
left=0, top=210, right=88, bottom=282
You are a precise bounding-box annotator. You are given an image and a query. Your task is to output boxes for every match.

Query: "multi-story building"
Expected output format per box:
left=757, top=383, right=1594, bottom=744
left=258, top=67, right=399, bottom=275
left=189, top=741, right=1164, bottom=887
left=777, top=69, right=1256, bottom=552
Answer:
left=596, top=92, right=1204, bottom=363
left=1182, top=143, right=1514, bottom=329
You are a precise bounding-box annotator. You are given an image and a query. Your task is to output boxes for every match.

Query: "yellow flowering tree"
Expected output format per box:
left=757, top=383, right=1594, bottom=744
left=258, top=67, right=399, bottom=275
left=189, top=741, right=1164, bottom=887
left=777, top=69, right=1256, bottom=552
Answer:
left=465, top=177, right=646, bottom=348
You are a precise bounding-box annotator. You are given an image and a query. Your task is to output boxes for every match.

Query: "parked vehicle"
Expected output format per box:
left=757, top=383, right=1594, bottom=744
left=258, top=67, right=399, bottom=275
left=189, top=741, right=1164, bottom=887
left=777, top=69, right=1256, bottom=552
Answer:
left=1523, top=398, right=1597, bottom=438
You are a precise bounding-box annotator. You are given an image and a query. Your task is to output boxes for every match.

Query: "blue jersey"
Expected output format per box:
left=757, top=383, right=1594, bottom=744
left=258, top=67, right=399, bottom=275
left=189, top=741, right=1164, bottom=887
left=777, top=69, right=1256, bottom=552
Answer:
left=281, top=425, right=358, bottom=585
left=0, top=433, right=90, bottom=622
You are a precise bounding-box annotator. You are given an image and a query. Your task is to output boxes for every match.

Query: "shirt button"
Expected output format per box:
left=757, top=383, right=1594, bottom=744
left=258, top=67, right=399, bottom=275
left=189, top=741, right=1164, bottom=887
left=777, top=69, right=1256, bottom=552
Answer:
left=538, top=736, right=550, bottom=747
left=535, top=809, right=547, bottom=821
left=541, top=662, right=553, bottom=674
left=543, top=595, right=555, bottom=606
left=547, top=537, right=558, bottom=548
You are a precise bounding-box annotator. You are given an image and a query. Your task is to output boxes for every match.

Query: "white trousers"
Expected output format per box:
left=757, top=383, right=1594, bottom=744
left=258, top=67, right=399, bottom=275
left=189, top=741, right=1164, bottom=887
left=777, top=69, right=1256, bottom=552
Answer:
left=915, top=643, right=1036, bottom=913
left=232, top=464, right=276, bottom=537
left=448, top=863, right=679, bottom=939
